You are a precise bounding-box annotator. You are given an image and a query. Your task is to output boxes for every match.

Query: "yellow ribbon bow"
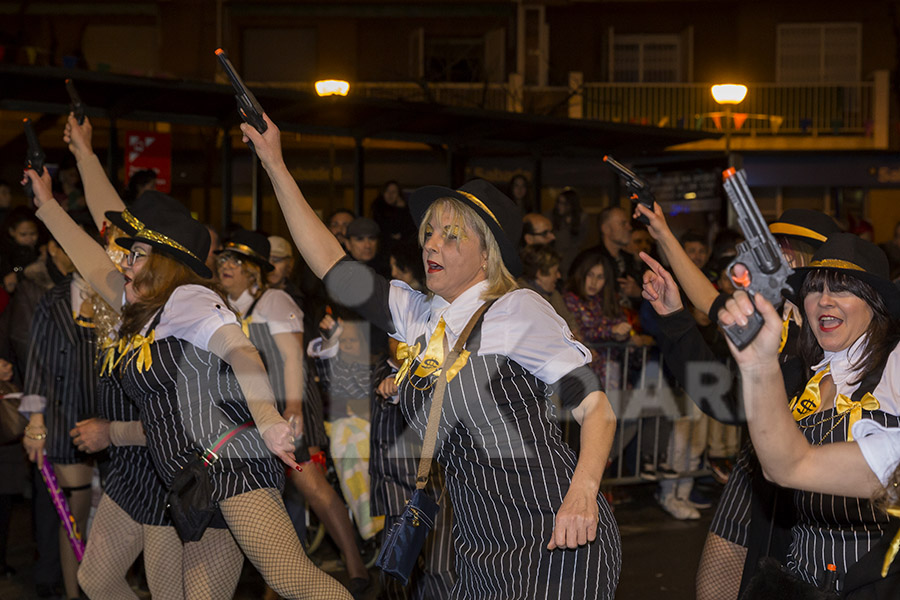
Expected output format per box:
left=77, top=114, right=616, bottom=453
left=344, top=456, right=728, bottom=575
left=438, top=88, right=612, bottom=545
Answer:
left=834, top=392, right=880, bottom=441
left=241, top=316, right=253, bottom=338
left=394, top=342, right=421, bottom=386
left=99, top=337, right=122, bottom=376
left=883, top=508, right=900, bottom=577
left=790, top=366, right=830, bottom=421
left=124, top=331, right=156, bottom=374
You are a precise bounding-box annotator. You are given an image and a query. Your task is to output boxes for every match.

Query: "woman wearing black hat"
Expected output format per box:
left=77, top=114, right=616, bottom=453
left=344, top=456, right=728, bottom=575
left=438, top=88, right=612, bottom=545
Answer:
left=215, top=229, right=371, bottom=593
left=23, top=164, right=352, bottom=600
left=716, top=233, right=900, bottom=594
left=245, top=116, right=621, bottom=599
left=636, top=201, right=842, bottom=600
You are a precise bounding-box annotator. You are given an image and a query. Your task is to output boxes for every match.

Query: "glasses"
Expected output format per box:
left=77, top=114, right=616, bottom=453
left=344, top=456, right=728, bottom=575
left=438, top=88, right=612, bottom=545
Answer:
left=126, top=248, right=149, bottom=266
left=216, top=252, right=244, bottom=267
left=531, top=230, right=553, bottom=238
left=269, top=256, right=291, bottom=264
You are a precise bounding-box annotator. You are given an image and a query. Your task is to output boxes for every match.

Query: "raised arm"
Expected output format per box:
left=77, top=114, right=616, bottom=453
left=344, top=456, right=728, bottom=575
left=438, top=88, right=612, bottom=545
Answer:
left=634, top=202, right=720, bottom=315
left=240, top=115, right=345, bottom=279
left=63, top=115, right=126, bottom=231
left=273, top=331, right=304, bottom=437
left=24, top=170, right=125, bottom=311
left=720, top=291, right=882, bottom=497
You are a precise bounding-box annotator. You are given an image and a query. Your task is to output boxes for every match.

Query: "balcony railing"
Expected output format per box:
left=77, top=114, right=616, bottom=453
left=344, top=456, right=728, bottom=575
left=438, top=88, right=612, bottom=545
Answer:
left=254, top=79, right=877, bottom=137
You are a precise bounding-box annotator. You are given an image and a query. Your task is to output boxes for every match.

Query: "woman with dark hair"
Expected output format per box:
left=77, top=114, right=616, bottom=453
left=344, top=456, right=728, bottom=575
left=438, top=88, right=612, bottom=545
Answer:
left=551, top=188, right=590, bottom=275
left=371, top=180, right=416, bottom=244
left=713, top=233, right=900, bottom=595
left=215, top=229, right=370, bottom=594
left=507, top=173, right=533, bottom=214
left=563, top=252, right=633, bottom=389
left=1, top=206, right=42, bottom=293
left=247, top=115, right=621, bottom=599
left=24, top=132, right=352, bottom=599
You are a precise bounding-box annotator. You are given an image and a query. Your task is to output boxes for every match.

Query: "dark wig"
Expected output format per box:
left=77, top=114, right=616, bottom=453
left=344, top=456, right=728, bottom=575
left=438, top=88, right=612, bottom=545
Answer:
left=798, top=269, right=900, bottom=384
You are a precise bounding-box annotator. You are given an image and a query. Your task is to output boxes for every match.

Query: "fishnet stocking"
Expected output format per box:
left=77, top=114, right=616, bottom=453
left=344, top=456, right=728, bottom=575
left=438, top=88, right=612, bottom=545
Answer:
left=696, top=532, right=747, bottom=600
left=182, top=525, right=242, bottom=600
left=78, top=494, right=142, bottom=600
left=219, top=487, right=352, bottom=600
left=56, top=462, right=93, bottom=600
left=143, top=525, right=185, bottom=600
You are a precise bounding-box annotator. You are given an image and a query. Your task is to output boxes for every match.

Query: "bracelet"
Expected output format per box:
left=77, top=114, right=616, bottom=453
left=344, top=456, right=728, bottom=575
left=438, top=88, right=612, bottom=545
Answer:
left=24, top=430, right=47, bottom=440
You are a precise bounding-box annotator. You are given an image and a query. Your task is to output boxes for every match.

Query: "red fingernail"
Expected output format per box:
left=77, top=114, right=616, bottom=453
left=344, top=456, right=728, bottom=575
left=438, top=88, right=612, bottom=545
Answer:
left=295, top=466, right=303, bottom=472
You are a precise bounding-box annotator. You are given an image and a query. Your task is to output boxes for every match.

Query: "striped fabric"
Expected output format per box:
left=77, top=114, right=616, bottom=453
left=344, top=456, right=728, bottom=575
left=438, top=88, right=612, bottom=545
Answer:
left=709, top=441, right=754, bottom=546
left=786, top=408, right=900, bottom=591
left=22, top=277, right=96, bottom=464
left=95, top=373, right=170, bottom=526
left=399, top=326, right=621, bottom=599
left=242, top=289, right=328, bottom=448
left=119, top=333, right=283, bottom=502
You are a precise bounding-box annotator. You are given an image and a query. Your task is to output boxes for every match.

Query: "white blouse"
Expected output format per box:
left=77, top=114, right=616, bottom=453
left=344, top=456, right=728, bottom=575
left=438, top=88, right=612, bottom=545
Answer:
left=231, top=288, right=304, bottom=336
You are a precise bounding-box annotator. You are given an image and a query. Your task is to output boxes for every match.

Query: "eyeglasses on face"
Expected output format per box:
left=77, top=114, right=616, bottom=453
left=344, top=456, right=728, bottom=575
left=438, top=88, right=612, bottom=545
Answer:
left=126, top=248, right=149, bottom=266
left=216, top=252, right=244, bottom=267
left=532, top=230, right=553, bottom=237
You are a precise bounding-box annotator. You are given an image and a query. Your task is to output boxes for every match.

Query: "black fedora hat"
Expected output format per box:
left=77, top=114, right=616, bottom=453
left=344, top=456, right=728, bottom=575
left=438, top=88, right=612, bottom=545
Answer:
left=106, top=191, right=212, bottom=278
left=769, top=209, right=840, bottom=248
left=408, top=179, right=523, bottom=277
left=787, top=232, right=900, bottom=317
left=215, top=229, right=274, bottom=272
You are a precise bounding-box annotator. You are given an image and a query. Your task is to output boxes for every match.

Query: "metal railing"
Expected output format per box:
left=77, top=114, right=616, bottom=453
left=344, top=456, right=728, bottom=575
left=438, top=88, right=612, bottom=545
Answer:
left=258, top=79, right=876, bottom=137
left=581, top=81, right=875, bottom=135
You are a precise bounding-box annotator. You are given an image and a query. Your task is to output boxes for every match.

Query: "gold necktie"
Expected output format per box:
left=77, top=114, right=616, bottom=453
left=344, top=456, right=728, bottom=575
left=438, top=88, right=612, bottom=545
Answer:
left=790, top=366, right=830, bottom=421
left=883, top=508, right=900, bottom=577
left=778, top=309, right=792, bottom=354
left=414, top=318, right=447, bottom=378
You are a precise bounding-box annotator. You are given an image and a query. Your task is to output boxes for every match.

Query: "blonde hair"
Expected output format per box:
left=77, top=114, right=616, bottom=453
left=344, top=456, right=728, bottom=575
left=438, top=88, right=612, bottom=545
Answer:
left=240, top=260, right=265, bottom=299
left=418, top=198, right=518, bottom=301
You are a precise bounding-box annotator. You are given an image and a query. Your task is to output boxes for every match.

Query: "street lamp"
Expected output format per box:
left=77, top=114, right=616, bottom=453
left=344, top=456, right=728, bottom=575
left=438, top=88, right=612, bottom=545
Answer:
left=315, top=80, right=350, bottom=97
left=711, top=83, right=747, bottom=161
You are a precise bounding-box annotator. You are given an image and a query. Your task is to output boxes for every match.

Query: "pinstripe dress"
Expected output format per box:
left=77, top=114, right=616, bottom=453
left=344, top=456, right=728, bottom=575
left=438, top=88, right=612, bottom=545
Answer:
left=22, top=277, right=96, bottom=464
left=117, top=287, right=283, bottom=502
left=95, top=370, right=170, bottom=525
left=234, top=289, right=328, bottom=448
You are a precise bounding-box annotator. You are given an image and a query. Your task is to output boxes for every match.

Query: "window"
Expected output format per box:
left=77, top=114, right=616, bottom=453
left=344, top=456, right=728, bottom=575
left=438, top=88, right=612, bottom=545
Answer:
left=777, top=23, right=861, bottom=83
left=424, top=37, right=484, bottom=82
left=611, top=35, right=681, bottom=83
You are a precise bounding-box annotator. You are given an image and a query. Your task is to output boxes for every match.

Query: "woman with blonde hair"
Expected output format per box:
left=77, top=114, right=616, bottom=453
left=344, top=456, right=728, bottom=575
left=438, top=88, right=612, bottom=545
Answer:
left=244, top=114, right=621, bottom=598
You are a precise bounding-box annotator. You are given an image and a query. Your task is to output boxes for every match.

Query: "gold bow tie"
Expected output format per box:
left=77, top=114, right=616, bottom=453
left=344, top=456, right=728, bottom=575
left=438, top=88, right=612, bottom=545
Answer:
left=394, top=342, right=421, bottom=386
left=835, top=392, right=880, bottom=441
left=124, top=331, right=155, bottom=374
left=791, top=366, right=830, bottom=421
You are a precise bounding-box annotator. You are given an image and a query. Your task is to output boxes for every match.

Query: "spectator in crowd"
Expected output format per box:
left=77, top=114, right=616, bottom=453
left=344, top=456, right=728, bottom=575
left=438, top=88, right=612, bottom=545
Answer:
left=884, top=220, right=900, bottom=281
left=521, top=213, right=556, bottom=247
left=1, top=206, right=42, bottom=294
left=389, top=241, right=425, bottom=291
left=327, top=209, right=355, bottom=250
left=625, top=224, right=653, bottom=260
left=370, top=180, right=416, bottom=245
left=682, top=231, right=712, bottom=274
left=204, top=223, right=222, bottom=277
left=507, top=173, right=534, bottom=214
left=121, top=169, right=157, bottom=204
left=519, top=244, right=579, bottom=335
left=585, top=206, right=643, bottom=308
left=0, top=180, right=12, bottom=227
left=551, top=187, right=591, bottom=276
left=267, top=235, right=304, bottom=307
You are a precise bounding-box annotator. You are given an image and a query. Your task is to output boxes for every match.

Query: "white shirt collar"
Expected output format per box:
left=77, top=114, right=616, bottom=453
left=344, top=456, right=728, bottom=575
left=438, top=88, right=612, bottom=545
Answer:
left=429, top=280, right=489, bottom=338
left=231, top=288, right=256, bottom=316
left=813, top=334, right=868, bottom=389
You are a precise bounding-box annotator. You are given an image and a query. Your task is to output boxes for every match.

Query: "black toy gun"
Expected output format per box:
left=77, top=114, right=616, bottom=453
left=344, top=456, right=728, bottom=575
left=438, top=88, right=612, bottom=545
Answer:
left=722, top=167, right=794, bottom=350
left=65, top=78, right=85, bottom=124
left=23, top=118, right=46, bottom=199
left=603, top=155, right=654, bottom=225
left=215, top=48, right=267, bottom=151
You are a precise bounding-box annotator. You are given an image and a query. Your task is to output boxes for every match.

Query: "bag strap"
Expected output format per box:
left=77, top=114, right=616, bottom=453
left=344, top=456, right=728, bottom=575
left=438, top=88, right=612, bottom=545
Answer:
left=201, top=420, right=253, bottom=466
left=415, top=300, right=494, bottom=491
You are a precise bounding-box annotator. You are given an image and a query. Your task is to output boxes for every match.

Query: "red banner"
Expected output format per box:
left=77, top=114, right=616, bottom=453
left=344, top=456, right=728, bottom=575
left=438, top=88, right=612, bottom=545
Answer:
left=125, top=131, right=172, bottom=193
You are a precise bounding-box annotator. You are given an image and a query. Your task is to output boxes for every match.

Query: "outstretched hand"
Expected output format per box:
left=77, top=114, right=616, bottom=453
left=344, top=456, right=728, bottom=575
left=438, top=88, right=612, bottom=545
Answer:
left=20, top=169, right=55, bottom=209
left=262, top=421, right=302, bottom=472
left=240, top=114, right=284, bottom=171
left=63, top=113, right=93, bottom=160
left=640, top=252, right=683, bottom=316
left=718, top=290, right=783, bottom=369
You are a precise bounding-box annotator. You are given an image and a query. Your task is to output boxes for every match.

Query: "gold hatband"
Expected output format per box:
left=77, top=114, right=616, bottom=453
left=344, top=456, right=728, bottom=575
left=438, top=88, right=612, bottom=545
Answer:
left=120, top=210, right=201, bottom=261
